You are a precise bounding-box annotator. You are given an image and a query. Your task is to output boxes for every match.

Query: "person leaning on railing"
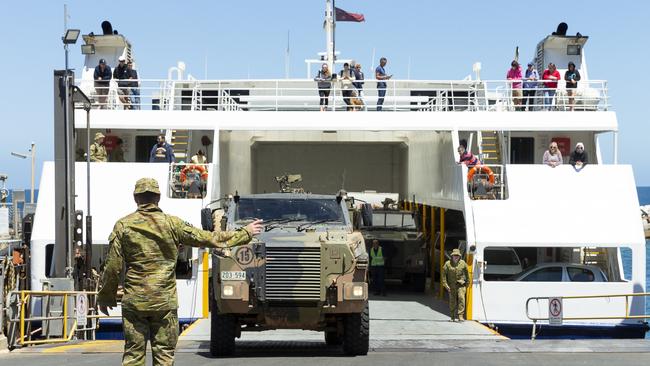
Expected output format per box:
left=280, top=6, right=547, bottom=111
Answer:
left=93, top=59, right=112, bottom=109
left=314, top=63, right=332, bottom=111
left=569, top=142, right=588, bottom=171
left=542, top=141, right=563, bottom=167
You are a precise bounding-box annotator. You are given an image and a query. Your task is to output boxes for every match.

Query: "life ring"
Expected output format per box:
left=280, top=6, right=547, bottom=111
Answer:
left=180, top=165, right=208, bottom=183
left=467, top=165, right=495, bottom=185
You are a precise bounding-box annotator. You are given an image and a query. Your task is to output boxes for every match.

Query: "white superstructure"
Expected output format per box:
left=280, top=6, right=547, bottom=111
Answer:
left=29, top=22, right=647, bottom=337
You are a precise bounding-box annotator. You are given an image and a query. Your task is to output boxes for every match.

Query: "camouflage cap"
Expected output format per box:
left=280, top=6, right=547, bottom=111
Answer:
left=133, top=178, right=161, bottom=195
left=95, top=132, right=105, bottom=141
left=451, top=248, right=462, bottom=257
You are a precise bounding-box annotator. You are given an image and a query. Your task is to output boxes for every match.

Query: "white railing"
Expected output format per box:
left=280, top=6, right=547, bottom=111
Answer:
left=77, top=78, right=610, bottom=112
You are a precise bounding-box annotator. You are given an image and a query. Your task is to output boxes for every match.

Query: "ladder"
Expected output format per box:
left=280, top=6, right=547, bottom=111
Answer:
left=170, top=129, right=191, bottom=162
left=479, top=130, right=502, bottom=165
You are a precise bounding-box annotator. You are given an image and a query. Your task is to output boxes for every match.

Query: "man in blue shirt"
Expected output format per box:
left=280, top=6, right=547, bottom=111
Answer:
left=149, top=135, right=175, bottom=163
left=93, top=59, right=112, bottom=109
left=375, top=57, right=392, bottom=111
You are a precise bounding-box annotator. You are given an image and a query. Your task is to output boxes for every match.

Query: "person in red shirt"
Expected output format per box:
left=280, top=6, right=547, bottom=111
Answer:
left=542, top=63, right=561, bottom=110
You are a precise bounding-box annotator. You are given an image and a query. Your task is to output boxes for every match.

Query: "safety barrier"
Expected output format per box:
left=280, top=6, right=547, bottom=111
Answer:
left=76, top=79, right=610, bottom=112
left=525, top=292, right=650, bottom=340
left=5, top=290, right=102, bottom=348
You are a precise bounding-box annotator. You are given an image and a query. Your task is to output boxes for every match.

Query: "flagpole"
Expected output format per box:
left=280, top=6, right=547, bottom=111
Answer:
left=325, top=0, right=335, bottom=72
left=332, top=0, right=336, bottom=72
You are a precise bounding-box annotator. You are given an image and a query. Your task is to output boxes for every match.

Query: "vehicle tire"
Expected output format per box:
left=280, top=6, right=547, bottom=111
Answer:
left=209, top=301, right=237, bottom=357
left=325, top=330, right=343, bottom=346
left=411, top=273, right=426, bottom=293
left=343, top=302, right=369, bottom=356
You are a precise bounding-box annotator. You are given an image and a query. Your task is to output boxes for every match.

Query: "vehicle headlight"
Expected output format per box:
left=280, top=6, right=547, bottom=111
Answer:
left=353, top=285, right=364, bottom=297
left=418, top=260, right=424, bottom=266
left=223, top=284, right=235, bottom=297
left=343, top=282, right=367, bottom=300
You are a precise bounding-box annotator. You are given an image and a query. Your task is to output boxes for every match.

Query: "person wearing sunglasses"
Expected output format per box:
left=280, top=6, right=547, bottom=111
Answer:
left=569, top=142, right=588, bottom=169
left=543, top=142, right=563, bottom=167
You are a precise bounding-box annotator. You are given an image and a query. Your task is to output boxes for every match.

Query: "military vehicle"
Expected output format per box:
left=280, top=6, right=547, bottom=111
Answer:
left=202, top=190, right=370, bottom=357
left=358, top=199, right=428, bottom=292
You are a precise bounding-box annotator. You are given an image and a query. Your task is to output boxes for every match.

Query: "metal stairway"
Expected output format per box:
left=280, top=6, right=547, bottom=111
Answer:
left=478, top=131, right=503, bottom=165
left=170, top=129, right=191, bottom=162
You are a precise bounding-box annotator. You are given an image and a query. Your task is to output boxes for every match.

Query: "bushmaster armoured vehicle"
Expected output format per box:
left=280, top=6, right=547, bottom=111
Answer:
left=203, top=192, right=369, bottom=356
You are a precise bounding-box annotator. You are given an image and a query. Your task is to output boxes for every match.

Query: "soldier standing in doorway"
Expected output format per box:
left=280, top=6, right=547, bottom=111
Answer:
left=90, top=132, right=108, bottom=162
left=97, top=178, right=263, bottom=366
left=442, top=248, right=470, bottom=322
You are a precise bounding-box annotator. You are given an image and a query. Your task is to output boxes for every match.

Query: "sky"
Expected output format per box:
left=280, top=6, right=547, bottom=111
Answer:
left=0, top=0, right=649, bottom=189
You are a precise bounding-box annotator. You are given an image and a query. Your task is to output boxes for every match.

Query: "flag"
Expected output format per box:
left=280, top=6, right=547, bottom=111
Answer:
left=335, top=7, right=365, bottom=22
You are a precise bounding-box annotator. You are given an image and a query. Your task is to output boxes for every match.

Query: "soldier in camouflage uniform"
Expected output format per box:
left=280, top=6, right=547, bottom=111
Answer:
left=90, top=132, right=108, bottom=162
left=98, top=178, right=262, bottom=366
left=442, top=248, right=470, bottom=322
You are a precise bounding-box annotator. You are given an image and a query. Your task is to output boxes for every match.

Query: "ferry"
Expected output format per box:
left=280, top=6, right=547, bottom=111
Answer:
left=27, top=11, right=647, bottom=339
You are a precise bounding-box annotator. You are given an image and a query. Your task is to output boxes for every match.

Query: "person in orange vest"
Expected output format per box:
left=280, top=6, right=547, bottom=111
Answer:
left=370, top=239, right=387, bottom=296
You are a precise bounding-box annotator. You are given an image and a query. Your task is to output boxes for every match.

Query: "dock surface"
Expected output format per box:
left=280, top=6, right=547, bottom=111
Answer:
left=3, top=290, right=650, bottom=365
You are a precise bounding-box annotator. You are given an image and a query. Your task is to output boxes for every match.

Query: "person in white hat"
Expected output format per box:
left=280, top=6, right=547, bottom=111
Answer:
left=113, top=55, right=132, bottom=109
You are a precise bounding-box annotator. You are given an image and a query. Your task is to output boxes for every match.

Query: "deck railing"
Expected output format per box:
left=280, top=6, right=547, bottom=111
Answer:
left=525, top=293, right=650, bottom=340
left=77, top=78, right=610, bottom=112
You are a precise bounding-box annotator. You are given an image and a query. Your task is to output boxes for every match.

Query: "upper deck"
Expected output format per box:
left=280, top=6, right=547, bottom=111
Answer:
left=78, top=77, right=610, bottom=113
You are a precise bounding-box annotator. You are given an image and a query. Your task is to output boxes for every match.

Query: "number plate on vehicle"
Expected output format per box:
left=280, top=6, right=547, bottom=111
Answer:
left=220, top=271, right=246, bottom=281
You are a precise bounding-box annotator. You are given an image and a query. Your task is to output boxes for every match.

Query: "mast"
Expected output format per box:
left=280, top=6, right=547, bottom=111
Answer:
left=325, top=0, right=335, bottom=71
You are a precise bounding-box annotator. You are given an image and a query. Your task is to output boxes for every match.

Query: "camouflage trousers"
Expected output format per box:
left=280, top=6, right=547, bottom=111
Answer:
left=122, top=308, right=179, bottom=366
left=448, top=286, right=466, bottom=319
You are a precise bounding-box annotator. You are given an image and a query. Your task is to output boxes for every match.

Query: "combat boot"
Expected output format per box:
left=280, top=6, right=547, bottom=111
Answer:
left=458, top=315, right=465, bottom=322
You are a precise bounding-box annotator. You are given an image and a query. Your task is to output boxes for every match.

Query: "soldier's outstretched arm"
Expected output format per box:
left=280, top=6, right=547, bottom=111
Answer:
left=97, top=223, right=124, bottom=309
left=172, top=216, right=263, bottom=249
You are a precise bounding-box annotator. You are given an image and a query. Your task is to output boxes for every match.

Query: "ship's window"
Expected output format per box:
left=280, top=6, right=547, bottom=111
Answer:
left=567, top=45, right=581, bottom=55
left=45, top=244, right=54, bottom=278
left=567, top=267, right=596, bottom=282
left=521, top=267, right=563, bottom=282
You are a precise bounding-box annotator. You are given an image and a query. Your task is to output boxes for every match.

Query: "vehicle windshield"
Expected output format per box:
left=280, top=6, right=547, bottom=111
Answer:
left=484, top=249, right=520, bottom=266
left=236, top=197, right=345, bottom=223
